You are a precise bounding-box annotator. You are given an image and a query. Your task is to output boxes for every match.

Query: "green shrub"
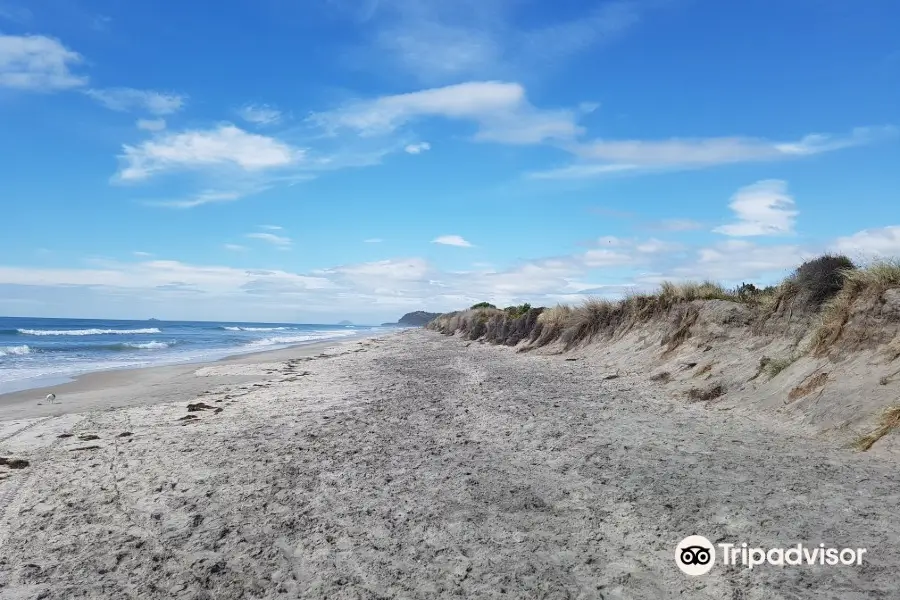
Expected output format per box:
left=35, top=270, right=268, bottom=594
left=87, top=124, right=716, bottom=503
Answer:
left=791, top=254, right=856, bottom=309
left=503, top=303, right=532, bottom=318
left=470, top=302, right=497, bottom=309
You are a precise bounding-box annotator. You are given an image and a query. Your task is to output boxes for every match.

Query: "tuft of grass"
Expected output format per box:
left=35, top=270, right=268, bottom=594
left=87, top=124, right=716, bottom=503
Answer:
left=763, top=355, right=797, bottom=379
left=561, top=298, right=622, bottom=349
left=650, top=371, right=672, bottom=383
left=661, top=304, right=700, bottom=354
left=686, top=383, right=726, bottom=402
left=693, top=363, right=713, bottom=378
left=533, top=304, right=573, bottom=347
left=886, top=338, right=900, bottom=362
left=812, top=259, right=900, bottom=353
left=787, top=372, right=828, bottom=402
left=854, top=406, right=900, bottom=451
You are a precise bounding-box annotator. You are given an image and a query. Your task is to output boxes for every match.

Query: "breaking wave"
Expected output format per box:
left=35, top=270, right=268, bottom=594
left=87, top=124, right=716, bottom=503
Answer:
left=17, top=328, right=162, bottom=336
left=0, top=345, right=31, bottom=356
left=120, top=341, right=173, bottom=350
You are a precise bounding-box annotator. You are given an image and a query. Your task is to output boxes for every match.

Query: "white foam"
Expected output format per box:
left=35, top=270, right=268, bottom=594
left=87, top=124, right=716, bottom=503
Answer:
left=247, top=330, right=357, bottom=348
left=17, top=328, right=162, bottom=336
left=122, top=341, right=172, bottom=350
left=0, top=345, right=31, bottom=356
left=223, top=326, right=289, bottom=332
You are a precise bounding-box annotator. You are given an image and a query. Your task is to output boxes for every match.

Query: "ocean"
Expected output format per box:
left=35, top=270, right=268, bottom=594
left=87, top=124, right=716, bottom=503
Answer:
left=0, top=316, right=395, bottom=394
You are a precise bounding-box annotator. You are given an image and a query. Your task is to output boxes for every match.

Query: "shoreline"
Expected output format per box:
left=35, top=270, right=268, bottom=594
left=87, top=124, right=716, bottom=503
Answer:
left=0, top=330, right=388, bottom=421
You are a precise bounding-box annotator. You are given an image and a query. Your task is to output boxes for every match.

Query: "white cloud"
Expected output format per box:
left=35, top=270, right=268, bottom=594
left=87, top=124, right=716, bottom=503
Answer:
left=239, top=104, right=282, bottom=125
left=145, top=190, right=244, bottom=209
left=117, top=125, right=301, bottom=181
left=432, top=235, right=473, bottom=247
left=676, top=240, right=814, bottom=282
left=713, top=180, right=798, bottom=237
left=311, top=81, right=582, bottom=145
left=580, top=248, right=635, bottom=267
left=223, top=244, right=247, bottom=252
left=312, top=81, right=523, bottom=135
left=326, top=258, right=431, bottom=282
left=0, top=259, right=334, bottom=293
left=137, top=118, right=166, bottom=131
left=132, top=251, right=153, bottom=257
left=0, top=33, right=87, bottom=91
left=652, top=218, right=704, bottom=232
left=364, top=238, right=384, bottom=243
left=577, top=236, right=682, bottom=268
left=635, top=238, right=684, bottom=254
left=360, top=0, right=647, bottom=84
left=531, top=127, right=898, bottom=179
left=85, top=87, right=186, bottom=115
left=528, top=163, right=640, bottom=179
left=574, top=128, right=894, bottom=165
left=404, top=142, right=431, bottom=154
left=245, top=232, right=292, bottom=248
left=259, top=225, right=283, bottom=230
left=832, top=226, right=900, bottom=258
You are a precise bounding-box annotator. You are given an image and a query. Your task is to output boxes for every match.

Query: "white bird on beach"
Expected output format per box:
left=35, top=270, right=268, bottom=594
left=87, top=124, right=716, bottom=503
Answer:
left=45, top=393, right=56, bottom=404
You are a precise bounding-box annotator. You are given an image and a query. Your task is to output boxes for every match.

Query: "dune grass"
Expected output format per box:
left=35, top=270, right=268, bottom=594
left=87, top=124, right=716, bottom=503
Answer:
left=812, top=259, right=900, bottom=353
left=854, top=405, right=900, bottom=451
left=763, top=355, right=798, bottom=379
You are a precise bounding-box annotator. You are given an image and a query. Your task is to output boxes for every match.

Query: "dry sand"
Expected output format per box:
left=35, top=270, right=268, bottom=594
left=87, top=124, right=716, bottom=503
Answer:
left=0, top=330, right=897, bottom=599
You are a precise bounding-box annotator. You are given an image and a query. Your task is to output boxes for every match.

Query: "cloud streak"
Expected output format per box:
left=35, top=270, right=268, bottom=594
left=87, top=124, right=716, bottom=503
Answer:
left=239, top=104, right=283, bottom=125
left=246, top=232, right=292, bottom=248
left=85, top=87, right=186, bottom=115
left=353, top=0, right=651, bottom=84
left=530, top=126, right=898, bottom=179
left=432, top=235, right=474, bottom=247
left=311, top=81, right=583, bottom=145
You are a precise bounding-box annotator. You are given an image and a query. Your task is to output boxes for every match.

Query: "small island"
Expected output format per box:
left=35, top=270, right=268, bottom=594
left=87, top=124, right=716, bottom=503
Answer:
left=337, top=320, right=353, bottom=326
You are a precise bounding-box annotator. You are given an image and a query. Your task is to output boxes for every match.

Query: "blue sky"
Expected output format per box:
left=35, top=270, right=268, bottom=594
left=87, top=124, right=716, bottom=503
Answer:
left=1, top=0, right=898, bottom=323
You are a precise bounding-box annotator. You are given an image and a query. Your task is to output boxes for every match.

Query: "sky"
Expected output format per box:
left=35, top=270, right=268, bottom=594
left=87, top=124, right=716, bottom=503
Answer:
left=1, top=0, right=898, bottom=324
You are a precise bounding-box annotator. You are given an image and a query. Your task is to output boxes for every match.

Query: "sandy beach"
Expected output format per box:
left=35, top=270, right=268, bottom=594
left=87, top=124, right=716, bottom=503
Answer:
left=0, top=329, right=897, bottom=598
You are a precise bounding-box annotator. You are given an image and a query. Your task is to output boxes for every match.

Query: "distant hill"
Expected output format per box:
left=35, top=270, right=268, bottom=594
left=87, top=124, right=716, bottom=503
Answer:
left=337, top=320, right=353, bottom=326
left=397, top=311, right=441, bottom=327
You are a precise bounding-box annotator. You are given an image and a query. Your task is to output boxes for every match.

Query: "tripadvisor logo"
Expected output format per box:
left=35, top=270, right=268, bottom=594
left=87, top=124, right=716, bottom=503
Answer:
left=675, top=536, right=867, bottom=575
left=676, top=536, right=715, bottom=576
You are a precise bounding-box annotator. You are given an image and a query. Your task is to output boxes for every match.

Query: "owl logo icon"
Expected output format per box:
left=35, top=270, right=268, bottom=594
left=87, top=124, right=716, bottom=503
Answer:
left=676, top=536, right=716, bottom=575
